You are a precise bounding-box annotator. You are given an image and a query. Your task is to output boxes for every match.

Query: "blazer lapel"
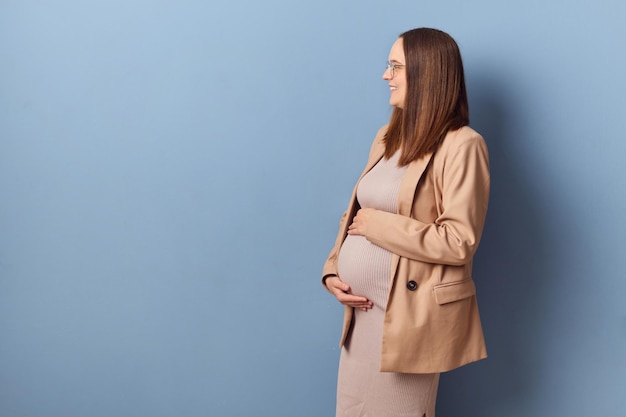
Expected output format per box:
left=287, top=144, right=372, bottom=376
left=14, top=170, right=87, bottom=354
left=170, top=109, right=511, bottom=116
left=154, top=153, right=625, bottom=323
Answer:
left=388, top=151, right=435, bottom=287
left=360, top=140, right=386, bottom=179
left=397, top=151, right=434, bottom=216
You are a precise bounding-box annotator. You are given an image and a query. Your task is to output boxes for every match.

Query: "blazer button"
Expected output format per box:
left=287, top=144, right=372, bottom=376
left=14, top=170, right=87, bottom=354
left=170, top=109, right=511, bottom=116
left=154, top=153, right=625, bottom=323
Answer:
left=406, top=280, right=418, bottom=291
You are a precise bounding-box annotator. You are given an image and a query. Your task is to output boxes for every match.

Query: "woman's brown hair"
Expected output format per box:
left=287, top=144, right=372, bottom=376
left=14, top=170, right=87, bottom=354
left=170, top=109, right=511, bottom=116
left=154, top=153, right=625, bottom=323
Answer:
left=384, top=28, right=469, bottom=165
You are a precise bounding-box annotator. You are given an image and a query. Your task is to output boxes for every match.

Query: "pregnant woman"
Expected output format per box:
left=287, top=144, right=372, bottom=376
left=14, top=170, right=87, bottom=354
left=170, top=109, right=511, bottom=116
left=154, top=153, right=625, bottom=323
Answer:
left=322, top=28, right=490, bottom=417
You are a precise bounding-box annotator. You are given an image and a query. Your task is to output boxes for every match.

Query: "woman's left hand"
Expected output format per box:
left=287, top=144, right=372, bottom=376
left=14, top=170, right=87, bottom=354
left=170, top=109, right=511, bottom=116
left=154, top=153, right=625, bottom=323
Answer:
left=347, top=208, right=376, bottom=236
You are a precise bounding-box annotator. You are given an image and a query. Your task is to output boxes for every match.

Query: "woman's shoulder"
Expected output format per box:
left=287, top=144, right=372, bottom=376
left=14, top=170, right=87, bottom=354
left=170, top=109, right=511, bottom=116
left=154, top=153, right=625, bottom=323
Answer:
left=366, top=124, right=389, bottom=156
left=373, top=124, right=389, bottom=142
left=448, top=125, right=484, bottom=142
left=440, top=125, right=487, bottom=153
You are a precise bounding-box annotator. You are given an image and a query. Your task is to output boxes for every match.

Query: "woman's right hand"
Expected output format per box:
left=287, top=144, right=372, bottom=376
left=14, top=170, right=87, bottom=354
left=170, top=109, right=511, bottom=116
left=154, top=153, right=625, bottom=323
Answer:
left=325, top=276, right=373, bottom=311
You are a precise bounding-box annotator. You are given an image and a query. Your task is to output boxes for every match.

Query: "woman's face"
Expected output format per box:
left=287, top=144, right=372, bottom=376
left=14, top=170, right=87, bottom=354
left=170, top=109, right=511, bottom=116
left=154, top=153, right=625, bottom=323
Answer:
left=383, top=38, right=407, bottom=109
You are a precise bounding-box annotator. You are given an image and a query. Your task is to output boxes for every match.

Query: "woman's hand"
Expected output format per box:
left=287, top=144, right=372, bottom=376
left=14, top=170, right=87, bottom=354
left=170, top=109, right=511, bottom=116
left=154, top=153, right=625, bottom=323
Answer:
left=347, top=208, right=376, bottom=236
left=325, top=276, right=373, bottom=311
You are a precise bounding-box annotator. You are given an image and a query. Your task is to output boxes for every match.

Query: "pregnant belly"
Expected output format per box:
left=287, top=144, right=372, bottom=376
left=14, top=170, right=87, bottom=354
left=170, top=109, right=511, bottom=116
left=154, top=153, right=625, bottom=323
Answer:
left=337, top=235, right=392, bottom=303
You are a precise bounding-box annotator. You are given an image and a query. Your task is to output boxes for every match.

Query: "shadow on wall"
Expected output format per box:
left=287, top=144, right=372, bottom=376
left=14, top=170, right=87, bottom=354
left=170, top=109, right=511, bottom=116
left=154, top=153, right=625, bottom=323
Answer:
left=437, top=72, right=556, bottom=416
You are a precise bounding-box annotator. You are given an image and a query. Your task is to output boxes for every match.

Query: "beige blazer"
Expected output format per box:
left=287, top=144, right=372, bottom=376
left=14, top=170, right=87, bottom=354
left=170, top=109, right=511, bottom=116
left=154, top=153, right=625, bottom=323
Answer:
left=322, top=125, right=490, bottom=373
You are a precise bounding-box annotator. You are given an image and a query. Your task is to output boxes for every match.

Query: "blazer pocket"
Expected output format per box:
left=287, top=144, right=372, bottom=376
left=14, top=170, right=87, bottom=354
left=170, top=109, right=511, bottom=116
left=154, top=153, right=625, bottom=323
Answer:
left=433, top=278, right=476, bottom=305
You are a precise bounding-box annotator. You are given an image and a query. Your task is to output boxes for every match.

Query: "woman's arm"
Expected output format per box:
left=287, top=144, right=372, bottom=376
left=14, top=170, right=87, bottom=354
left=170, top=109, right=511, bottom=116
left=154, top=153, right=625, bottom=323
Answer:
left=321, top=210, right=350, bottom=288
left=321, top=125, right=388, bottom=284
left=348, top=133, right=490, bottom=266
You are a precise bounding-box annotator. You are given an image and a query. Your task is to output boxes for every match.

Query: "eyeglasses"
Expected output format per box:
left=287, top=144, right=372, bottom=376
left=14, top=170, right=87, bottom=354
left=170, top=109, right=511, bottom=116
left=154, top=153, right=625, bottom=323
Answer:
left=386, top=60, right=405, bottom=78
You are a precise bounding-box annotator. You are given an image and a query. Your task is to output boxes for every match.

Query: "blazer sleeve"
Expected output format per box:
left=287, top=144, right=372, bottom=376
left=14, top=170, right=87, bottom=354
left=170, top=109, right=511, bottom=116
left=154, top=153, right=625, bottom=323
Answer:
left=321, top=210, right=350, bottom=287
left=321, top=125, right=388, bottom=288
left=363, top=132, right=490, bottom=266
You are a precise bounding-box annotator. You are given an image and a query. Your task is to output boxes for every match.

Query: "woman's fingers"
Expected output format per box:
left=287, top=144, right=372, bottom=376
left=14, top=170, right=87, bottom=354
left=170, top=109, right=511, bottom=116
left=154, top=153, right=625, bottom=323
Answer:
left=335, top=292, right=373, bottom=310
left=326, top=275, right=373, bottom=310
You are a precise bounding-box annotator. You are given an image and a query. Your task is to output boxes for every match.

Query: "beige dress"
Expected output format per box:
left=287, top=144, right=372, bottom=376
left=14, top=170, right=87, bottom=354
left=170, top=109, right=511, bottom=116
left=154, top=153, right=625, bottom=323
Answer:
left=336, top=151, right=439, bottom=417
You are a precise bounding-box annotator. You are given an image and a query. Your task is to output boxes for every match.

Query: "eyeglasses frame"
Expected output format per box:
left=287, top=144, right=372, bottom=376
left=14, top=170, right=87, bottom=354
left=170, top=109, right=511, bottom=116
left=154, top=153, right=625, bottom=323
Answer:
left=386, top=60, right=405, bottom=78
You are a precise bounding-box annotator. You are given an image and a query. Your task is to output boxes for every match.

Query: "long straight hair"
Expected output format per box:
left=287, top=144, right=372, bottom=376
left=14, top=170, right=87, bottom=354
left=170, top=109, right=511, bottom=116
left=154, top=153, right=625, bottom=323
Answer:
left=384, top=28, right=470, bottom=165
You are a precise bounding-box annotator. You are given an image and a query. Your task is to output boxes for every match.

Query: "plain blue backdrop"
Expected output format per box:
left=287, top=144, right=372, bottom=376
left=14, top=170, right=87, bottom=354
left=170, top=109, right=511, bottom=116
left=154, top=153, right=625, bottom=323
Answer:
left=1, top=1, right=625, bottom=416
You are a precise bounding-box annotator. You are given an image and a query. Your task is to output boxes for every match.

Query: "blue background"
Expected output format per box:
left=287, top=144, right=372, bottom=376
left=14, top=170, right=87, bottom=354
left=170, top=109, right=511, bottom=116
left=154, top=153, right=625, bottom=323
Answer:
left=1, top=1, right=625, bottom=416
